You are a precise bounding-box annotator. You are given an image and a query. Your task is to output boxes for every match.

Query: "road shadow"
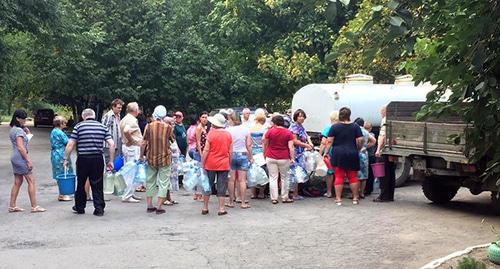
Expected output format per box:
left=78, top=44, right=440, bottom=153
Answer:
left=428, top=200, right=499, bottom=217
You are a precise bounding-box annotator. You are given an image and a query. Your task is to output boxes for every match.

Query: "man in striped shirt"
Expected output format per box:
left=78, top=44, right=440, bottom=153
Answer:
left=64, top=108, right=115, bottom=216
left=101, top=98, right=123, bottom=163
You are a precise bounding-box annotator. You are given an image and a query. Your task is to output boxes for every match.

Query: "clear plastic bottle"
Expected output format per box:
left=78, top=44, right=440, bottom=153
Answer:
left=373, top=178, right=380, bottom=194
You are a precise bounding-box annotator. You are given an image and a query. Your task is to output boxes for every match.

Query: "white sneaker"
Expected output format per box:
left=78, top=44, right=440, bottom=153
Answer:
left=122, top=197, right=140, bottom=203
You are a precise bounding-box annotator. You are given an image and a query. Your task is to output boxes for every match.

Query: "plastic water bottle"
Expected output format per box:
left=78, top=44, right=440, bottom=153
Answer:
left=373, top=178, right=380, bottom=194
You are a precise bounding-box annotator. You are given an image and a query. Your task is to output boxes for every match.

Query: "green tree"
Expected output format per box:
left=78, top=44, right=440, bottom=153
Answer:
left=358, top=0, right=500, bottom=179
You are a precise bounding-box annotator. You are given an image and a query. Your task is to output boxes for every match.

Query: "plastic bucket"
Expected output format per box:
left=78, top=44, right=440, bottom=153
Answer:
left=371, top=162, right=385, bottom=178
left=56, top=173, right=76, bottom=195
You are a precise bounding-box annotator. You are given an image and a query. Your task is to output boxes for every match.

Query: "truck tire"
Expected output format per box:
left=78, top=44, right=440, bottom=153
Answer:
left=422, top=177, right=459, bottom=204
left=491, top=192, right=500, bottom=215
left=395, top=157, right=411, bottom=187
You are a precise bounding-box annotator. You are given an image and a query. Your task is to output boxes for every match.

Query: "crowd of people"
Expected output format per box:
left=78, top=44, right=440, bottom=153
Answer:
left=7, top=99, right=396, bottom=216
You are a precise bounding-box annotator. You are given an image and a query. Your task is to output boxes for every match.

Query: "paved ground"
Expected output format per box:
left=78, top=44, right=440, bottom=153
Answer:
left=0, top=124, right=499, bottom=269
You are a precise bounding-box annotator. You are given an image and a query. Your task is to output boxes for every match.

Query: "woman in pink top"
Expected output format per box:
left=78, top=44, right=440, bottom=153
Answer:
left=186, top=115, right=198, bottom=159
left=262, top=115, right=295, bottom=204
left=201, top=114, right=233, bottom=216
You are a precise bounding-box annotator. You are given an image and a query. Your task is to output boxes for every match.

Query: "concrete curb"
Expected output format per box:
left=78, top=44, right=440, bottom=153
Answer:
left=419, top=243, right=490, bottom=269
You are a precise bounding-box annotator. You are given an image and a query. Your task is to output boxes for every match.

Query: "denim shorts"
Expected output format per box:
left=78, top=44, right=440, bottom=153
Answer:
left=231, top=152, right=250, bottom=171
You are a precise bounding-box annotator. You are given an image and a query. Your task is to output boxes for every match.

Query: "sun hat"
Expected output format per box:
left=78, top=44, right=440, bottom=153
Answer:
left=153, top=105, right=167, bottom=120
left=208, top=113, right=226, bottom=128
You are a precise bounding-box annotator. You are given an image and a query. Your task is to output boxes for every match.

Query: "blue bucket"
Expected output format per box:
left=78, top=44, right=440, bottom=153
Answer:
left=56, top=173, right=76, bottom=195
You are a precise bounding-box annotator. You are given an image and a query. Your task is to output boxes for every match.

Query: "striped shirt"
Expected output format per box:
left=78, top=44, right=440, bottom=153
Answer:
left=70, top=120, right=112, bottom=155
left=101, top=110, right=121, bottom=148
left=143, top=120, right=172, bottom=167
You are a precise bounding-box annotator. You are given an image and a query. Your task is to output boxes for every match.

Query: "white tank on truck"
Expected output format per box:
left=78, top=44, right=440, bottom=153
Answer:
left=291, top=74, right=436, bottom=133
left=291, top=74, right=438, bottom=187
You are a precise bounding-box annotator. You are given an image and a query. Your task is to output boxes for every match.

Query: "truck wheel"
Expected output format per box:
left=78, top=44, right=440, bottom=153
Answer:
left=422, top=177, right=459, bottom=204
left=395, top=157, right=411, bottom=187
left=491, top=192, right=500, bottom=215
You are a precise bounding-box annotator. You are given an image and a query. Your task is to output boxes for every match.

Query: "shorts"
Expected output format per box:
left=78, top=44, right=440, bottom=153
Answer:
left=231, top=152, right=250, bottom=171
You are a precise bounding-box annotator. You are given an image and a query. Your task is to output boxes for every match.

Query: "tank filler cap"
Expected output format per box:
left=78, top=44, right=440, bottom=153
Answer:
left=394, top=74, right=414, bottom=85
left=345, top=74, right=374, bottom=84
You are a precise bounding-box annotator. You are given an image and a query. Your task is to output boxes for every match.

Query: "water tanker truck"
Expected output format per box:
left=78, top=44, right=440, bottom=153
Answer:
left=291, top=74, right=439, bottom=187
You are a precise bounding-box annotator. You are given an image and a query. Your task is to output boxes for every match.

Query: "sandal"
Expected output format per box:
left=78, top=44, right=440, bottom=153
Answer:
left=282, top=199, right=294, bottom=203
left=156, top=208, right=166, bottom=215
left=163, top=200, right=179, bottom=206
left=135, top=186, right=146, bottom=192
left=201, top=209, right=209, bottom=215
left=323, top=193, right=333, bottom=198
left=352, top=199, right=359, bottom=205
left=217, top=211, right=228, bottom=216
left=31, top=206, right=47, bottom=213
left=147, top=207, right=157, bottom=213
left=335, top=200, right=342, bottom=206
left=225, top=203, right=235, bottom=208
left=240, top=204, right=251, bottom=209
left=58, top=195, right=72, bottom=202
left=271, top=200, right=279, bottom=204
left=8, top=207, right=25, bottom=213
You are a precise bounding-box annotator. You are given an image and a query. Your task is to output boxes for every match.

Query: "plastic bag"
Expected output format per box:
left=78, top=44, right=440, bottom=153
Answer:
left=288, top=165, right=309, bottom=188
left=170, top=175, right=179, bottom=191
left=134, top=162, right=147, bottom=184
left=170, top=157, right=180, bottom=191
left=177, top=155, right=185, bottom=176
left=119, top=161, right=138, bottom=184
left=304, top=151, right=317, bottom=173
left=252, top=153, right=266, bottom=167
left=113, top=172, right=127, bottom=196
left=182, top=160, right=201, bottom=192
left=199, top=169, right=211, bottom=193
left=170, top=141, right=180, bottom=159
left=314, top=152, right=328, bottom=177
left=113, top=155, right=124, bottom=172
left=247, top=164, right=269, bottom=187
left=104, top=172, right=115, bottom=194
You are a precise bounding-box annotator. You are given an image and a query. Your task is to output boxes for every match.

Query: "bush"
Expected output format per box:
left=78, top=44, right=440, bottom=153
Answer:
left=457, top=256, right=486, bottom=269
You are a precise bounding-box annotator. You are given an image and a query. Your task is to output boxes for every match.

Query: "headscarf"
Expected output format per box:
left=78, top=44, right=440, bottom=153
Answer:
left=152, top=105, right=167, bottom=120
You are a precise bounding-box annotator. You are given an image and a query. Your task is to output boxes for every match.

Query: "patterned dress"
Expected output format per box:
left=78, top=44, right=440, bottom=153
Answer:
left=289, top=122, right=307, bottom=169
left=358, top=127, right=370, bottom=180
left=50, top=128, right=73, bottom=179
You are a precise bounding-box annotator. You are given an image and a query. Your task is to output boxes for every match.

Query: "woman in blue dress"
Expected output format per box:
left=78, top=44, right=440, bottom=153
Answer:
left=50, top=116, right=74, bottom=201
left=289, top=109, right=313, bottom=201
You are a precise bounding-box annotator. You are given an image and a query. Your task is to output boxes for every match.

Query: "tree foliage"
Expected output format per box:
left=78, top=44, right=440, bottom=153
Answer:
left=330, top=0, right=412, bottom=83
left=357, top=0, right=500, bottom=179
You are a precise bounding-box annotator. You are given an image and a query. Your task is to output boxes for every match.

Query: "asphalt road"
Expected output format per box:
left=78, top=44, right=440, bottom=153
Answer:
left=0, top=124, right=499, bottom=269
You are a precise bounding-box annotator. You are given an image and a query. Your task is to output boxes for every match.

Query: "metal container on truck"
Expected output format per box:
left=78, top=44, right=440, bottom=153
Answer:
left=291, top=74, right=437, bottom=186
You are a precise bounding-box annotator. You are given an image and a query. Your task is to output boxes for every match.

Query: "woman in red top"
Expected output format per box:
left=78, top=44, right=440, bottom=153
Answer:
left=262, top=115, right=295, bottom=204
left=201, top=113, right=233, bottom=216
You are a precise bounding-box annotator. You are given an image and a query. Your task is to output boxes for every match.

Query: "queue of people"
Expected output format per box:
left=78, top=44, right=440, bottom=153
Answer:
left=7, top=100, right=396, bottom=216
